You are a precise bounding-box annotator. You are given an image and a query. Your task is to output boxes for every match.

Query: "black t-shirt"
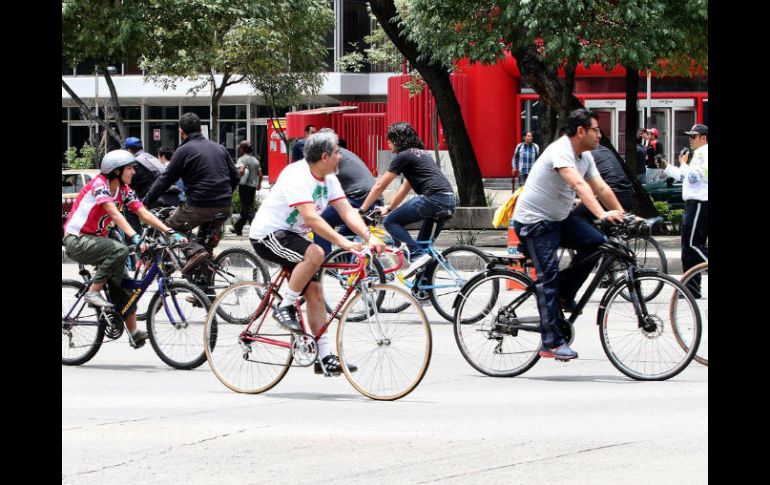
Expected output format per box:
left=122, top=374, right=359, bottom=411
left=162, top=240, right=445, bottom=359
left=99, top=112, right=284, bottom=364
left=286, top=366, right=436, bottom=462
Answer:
left=387, top=149, right=453, bottom=195
left=590, top=145, right=634, bottom=195
left=645, top=142, right=661, bottom=168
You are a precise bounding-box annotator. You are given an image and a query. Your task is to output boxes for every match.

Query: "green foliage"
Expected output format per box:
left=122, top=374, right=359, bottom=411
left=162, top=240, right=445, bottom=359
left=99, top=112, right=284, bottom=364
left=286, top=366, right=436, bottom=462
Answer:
left=231, top=188, right=241, bottom=214
left=456, top=231, right=479, bottom=246
left=64, top=144, right=98, bottom=169
left=653, top=200, right=670, bottom=218
left=402, top=0, right=708, bottom=75
left=668, top=209, right=684, bottom=233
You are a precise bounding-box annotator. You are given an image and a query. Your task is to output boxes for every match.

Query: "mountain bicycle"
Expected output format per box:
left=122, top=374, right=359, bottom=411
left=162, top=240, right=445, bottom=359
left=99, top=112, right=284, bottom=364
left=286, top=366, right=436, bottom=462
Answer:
left=62, top=235, right=213, bottom=369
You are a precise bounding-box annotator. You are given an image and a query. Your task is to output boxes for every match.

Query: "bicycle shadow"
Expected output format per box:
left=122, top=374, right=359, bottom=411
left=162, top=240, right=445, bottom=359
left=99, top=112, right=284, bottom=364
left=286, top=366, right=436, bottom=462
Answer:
left=68, top=364, right=184, bottom=373
left=263, top=392, right=436, bottom=404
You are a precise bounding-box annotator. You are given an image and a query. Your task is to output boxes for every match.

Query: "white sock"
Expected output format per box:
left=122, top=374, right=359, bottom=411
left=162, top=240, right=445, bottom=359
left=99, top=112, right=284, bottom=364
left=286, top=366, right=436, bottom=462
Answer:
left=317, top=334, right=331, bottom=360
left=279, top=288, right=300, bottom=308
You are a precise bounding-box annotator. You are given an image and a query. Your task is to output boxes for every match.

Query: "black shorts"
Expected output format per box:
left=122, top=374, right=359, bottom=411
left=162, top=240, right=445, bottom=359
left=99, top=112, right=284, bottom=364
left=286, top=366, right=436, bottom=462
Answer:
left=251, top=230, right=321, bottom=282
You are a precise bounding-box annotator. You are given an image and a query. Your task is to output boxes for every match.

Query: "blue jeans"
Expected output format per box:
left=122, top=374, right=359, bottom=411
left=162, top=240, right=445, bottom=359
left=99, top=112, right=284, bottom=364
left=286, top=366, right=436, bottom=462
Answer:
left=513, top=215, right=606, bottom=348
left=315, top=196, right=383, bottom=255
left=384, top=193, right=456, bottom=259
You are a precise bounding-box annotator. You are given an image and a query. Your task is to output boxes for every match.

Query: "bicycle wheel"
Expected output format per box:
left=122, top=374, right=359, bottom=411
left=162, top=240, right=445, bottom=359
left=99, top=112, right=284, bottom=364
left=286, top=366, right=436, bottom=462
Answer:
left=320, top=248, right=385, bottom=322
left=672, top=263, right=708, bottom=366
left=599, top=273, right=701, bottom=380
left=146, top=280, right=211, bottom=369
left=614, top=236, right=668, bottom=301
left=428, top=245, right=492, bottom=322
left=211, top=247, right=270, bottom=324
left=337, top=283, right=431, bottom=400
left=454, top=271, right=542, bottom=377
left=62, top=279, right=106, bottom=366
left=204, top=281, right=293, bottom=394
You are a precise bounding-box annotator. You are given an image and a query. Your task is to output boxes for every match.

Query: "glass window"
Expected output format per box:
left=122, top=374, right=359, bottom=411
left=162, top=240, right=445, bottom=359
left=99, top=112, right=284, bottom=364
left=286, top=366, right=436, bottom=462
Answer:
left=219, top=121, right=248, bottom=158
left=62, top=123, right=68, bottom=164
left=219, top=105, right=247, bottom=119
left=343, top=0, right=371, bottom=73
left=674, top=110, right=696, bottom=155
left=62, top=174, right=85, bottom=194
left=75, top=59, right=96, bottom=76
left=105, top=122, right=141, bottom=152
left=182, top=106, right=210, bottom=119
left=145, top=122, right=180, bottom=156
left=120, top=106, right=141, bottom=120
left=62, top=107, right=68, bottom=120
left=252, top=104, right=289, bottom=118
left=146, top=105, right=179, bottom=120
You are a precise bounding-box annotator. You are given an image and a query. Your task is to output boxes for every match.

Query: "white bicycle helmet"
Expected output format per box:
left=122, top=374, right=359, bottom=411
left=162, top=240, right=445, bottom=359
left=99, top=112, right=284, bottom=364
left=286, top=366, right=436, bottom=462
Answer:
left=100, top=149, right=137, bottom=177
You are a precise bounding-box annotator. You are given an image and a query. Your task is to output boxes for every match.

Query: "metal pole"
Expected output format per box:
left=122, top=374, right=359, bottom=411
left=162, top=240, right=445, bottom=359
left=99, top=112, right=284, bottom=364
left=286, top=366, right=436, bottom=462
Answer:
left=94, top=70, right=99, bottom=136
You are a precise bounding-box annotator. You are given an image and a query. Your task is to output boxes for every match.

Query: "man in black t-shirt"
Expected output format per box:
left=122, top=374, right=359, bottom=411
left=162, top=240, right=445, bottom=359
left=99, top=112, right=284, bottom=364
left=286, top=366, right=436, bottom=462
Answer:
left=358, top=122, right=456, bottom=276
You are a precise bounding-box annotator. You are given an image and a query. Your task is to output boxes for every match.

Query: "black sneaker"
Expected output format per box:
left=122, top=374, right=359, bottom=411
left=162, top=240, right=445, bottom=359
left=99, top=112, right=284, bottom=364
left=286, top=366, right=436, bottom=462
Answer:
left=272, top=304, right=303, bottom=333
left=129, top=329, right=148, bottom=349
left=314, top=354, right=358, bottom=376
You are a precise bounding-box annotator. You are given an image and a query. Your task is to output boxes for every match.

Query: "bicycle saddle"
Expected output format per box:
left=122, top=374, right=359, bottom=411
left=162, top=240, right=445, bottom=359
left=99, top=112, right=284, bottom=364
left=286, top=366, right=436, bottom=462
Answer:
left=432, top=209, right=454, bottom=221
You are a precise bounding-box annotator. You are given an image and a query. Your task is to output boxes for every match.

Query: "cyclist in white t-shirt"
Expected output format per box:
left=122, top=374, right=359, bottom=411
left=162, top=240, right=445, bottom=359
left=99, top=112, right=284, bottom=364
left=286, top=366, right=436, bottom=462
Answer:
left=249, top=131, right=385, bottom=375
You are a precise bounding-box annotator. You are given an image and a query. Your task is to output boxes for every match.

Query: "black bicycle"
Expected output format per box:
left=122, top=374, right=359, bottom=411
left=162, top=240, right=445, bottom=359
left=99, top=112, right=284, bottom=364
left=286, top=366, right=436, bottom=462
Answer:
left=453, top=215, right=701, bottom=381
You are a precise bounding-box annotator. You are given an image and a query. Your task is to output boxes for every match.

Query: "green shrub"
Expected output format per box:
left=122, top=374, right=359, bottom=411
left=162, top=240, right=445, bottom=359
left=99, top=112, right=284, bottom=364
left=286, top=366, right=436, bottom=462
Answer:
left=669, top=209, right=684, bottom=233
left=64, top=143, right=97, bottom=169
left=653, top=200, right=670, bottom=218
left=231, top=189, right=241, bottom=213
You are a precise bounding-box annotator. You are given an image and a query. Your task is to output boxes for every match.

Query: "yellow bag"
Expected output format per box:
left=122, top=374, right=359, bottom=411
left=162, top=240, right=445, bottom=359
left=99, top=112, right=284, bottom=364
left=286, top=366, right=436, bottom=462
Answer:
left=492, top=186, right=524, bottom=228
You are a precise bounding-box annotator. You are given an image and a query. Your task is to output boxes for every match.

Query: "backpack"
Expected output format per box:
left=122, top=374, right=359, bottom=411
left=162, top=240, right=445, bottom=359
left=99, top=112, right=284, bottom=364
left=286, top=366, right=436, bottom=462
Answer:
left=492, top=186, right=524, bottom=228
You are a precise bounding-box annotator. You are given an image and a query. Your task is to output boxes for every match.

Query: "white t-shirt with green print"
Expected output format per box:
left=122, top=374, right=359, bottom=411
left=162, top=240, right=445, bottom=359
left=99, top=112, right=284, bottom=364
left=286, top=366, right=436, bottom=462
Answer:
left=249, top=160, right=346, bottom=240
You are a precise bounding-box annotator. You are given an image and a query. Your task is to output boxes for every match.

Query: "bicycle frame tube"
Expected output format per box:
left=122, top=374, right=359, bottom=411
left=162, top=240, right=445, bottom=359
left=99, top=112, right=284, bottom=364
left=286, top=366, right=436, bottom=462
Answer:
left=117, top=254, right=163, bottom=317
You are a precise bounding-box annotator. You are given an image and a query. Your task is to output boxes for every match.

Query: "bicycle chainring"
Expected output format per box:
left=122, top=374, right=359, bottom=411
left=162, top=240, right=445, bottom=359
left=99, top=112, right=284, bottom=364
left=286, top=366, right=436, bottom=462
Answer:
left=100, top=311, right=125, bottom=340
left=291, top=334, right=318, bottom=367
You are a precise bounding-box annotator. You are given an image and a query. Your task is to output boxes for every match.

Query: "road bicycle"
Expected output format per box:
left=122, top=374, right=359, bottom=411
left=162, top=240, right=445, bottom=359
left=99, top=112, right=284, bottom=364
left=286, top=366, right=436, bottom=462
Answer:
left=453, top=215, right=702, bottom=381
left=672, top=261, right=708, bottom=366
left=203, top=247, right=432, bottom=400
left=62, top=235, right=213, bottom=369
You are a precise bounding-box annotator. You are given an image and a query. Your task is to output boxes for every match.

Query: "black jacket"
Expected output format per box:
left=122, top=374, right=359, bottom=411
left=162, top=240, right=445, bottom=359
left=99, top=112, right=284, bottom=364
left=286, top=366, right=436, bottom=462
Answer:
left=144, top=133, right=239, bottom=208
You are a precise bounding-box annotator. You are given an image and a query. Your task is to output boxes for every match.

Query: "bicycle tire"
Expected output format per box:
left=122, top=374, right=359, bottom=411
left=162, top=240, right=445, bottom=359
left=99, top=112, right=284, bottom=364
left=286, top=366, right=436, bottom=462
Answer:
left=672, top=263, right=708, bottom=366
left=210, top=247, right=270, bottom=324
left=146, top=280, right=212, bottom=370
left=337, top=283, right=432, bottom=400
left=204, top=281, right=293, bottom=394
left=428, top=245, right=493, bottom=322
left=598, top=273, right=701, bottom=381
left=320, top=248, right=386, bottom=322
left=62, top=279, right=105, bottom=366
left=454, top=270, right=542, bottom=377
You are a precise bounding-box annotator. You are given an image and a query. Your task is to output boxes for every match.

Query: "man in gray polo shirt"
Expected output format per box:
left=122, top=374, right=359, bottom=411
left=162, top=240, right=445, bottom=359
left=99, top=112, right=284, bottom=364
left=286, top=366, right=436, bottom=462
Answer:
left=512, top=109, right=625, bottom=361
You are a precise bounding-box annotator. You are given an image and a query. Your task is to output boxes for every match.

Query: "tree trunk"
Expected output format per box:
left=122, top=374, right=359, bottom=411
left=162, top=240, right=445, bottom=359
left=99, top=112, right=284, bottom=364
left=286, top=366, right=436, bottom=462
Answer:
left=101, top=65, right=126, bottom=142
left=61, top=79, right=122, bottom=146
left=209, top=72, right=228, bottom=143
left=369, top=0, right=486, bottom=207
left=625, top=68, right=640, bottom=175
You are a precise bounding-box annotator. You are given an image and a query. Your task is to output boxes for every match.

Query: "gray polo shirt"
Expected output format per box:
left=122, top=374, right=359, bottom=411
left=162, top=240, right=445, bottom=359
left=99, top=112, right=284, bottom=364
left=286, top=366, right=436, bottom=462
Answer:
left=513, top=135, right=600, bottom=225
left=236, top=154, right=262, bottom=187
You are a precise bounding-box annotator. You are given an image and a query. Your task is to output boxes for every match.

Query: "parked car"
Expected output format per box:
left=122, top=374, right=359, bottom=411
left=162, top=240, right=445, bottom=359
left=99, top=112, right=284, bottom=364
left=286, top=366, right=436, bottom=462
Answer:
left=642, top=176, right=684, bottom=210
left=62, top=169, right=100, bottom=236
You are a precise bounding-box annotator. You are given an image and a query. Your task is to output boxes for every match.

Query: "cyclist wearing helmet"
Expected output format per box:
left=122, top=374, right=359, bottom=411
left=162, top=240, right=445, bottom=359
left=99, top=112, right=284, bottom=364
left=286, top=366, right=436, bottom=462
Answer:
left=63, top=149, right=187, bottom=348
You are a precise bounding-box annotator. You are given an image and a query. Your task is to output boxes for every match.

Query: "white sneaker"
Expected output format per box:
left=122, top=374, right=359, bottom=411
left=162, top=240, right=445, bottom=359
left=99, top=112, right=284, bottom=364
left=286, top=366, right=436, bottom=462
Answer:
left=403, top=254, right=433, bottom=278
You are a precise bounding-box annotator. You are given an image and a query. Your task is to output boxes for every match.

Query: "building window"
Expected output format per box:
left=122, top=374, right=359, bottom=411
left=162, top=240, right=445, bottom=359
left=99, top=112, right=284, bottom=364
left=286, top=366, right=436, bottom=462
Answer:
left=146, top=106, right=179, bottom=120
left=182, top=106, right=211, bottom=119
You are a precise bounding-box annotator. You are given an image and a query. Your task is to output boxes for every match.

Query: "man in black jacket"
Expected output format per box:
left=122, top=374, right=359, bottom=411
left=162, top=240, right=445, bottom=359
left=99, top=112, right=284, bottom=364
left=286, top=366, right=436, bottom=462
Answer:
left=144, top=113, right=240, bottom=272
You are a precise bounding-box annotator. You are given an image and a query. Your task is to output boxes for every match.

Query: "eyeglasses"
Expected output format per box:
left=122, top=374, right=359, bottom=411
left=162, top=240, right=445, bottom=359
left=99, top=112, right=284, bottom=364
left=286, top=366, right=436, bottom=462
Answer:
left=587, top=126, right=602, bottom=135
